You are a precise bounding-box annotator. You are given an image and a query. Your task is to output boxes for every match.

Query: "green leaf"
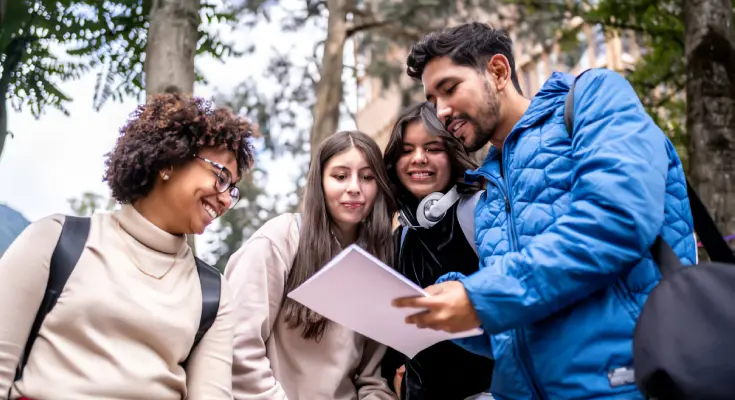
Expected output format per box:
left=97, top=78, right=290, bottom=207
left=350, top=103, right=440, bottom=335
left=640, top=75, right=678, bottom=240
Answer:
left=1, top=0, right=239, bottom=121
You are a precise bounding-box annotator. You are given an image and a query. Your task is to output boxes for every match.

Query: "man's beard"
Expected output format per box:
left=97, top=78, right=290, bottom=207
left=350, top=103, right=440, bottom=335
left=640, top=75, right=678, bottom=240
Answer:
left=464, top=81, right=500, bottom=152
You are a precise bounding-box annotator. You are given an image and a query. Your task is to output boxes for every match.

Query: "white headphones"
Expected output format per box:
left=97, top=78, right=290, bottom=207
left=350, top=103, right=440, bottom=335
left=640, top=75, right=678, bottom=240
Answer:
left=399, top=186, right=462, bottom=229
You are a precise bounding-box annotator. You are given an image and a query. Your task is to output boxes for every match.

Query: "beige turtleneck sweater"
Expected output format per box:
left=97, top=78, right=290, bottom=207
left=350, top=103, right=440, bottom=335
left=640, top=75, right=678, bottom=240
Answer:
left=225, top=213, right=396, bottom=400
left=0, top=205, right=234, bottom=399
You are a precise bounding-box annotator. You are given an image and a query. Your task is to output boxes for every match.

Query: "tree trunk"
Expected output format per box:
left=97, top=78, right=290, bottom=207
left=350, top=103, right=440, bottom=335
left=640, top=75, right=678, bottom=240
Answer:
left=144, top=0, right=201, bottom=252
left=144, top=0, right=200, bottom=97
left=0, top=36, right=36, bottom=161
left=309, top=0, right=349, bottom=156
left=0, top=83, right=8, bottom=162
left=684, top=0, right=735, bottom=244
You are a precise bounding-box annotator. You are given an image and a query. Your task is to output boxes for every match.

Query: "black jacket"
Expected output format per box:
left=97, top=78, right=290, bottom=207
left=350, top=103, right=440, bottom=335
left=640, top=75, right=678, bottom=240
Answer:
left=381, top=198, right=494, bottom=400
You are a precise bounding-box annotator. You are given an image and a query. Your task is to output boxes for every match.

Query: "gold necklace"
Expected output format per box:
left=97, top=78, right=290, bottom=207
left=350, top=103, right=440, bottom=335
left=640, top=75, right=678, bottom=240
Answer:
left=115, top=220, right=178, bottom=280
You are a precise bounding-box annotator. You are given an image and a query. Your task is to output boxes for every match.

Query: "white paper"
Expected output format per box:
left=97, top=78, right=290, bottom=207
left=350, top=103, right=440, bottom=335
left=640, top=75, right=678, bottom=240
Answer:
left=287, top=244, right=484, bottom=358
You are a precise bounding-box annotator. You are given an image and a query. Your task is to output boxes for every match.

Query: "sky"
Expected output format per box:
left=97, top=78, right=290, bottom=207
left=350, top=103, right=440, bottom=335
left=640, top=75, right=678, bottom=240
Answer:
left=0, top=2, right=356, bottom=260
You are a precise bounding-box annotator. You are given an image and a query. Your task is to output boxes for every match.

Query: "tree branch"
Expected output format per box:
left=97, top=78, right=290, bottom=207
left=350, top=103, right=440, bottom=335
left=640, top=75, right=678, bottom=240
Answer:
left=342, top=100, right=358, bottom=124
left=312, top=39, right=326, bottom=74
left=581, top=14, right=683, bottom=48
left=305, top=0, right=326, bottom=17
left=649, top=85, right=684, bottom=110
left=344, top=3, right=426, bottom=40
left=632, top=67, right=681, bottom=91
left=1, top=35, right=38, bottom=96
left=281, top=0, right=327, bottom=32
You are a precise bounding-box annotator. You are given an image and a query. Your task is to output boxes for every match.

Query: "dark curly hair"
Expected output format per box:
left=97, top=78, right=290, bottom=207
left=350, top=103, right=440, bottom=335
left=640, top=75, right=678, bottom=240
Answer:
left=406, top=22, right=523, bottom=95
left=104, top=93, right=254, bottom=204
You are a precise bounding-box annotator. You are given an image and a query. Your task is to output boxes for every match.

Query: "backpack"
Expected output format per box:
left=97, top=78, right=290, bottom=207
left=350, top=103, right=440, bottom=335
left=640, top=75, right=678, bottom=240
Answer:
left=399, top=190, right=483, bottom=258
left=565, top=74, right=735, bottom=399
left=13, top=215, right=222, bottom=383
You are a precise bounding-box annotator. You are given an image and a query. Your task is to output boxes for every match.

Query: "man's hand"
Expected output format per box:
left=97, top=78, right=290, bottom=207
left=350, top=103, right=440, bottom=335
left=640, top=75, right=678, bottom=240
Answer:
left=392, top=280, right=481, bottom=333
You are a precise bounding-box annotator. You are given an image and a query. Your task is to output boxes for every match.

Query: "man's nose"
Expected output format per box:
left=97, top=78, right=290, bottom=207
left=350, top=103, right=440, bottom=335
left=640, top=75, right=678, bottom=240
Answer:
left=436, top=99, right=452, bottom=125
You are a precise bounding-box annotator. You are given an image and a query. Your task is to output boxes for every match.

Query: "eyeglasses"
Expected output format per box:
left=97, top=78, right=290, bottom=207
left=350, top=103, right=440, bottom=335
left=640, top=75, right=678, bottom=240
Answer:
left=195, top=156, right=240, bottom=209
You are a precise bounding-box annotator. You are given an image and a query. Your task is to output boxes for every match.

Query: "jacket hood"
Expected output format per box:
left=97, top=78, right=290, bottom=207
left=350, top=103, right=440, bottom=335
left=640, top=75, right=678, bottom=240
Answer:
left=514, top=71, right=574, bottom=131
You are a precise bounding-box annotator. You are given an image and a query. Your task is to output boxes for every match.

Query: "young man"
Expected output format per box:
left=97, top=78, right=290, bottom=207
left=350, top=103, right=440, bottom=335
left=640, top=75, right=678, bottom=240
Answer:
left=392, top=22, right=696, bottom=399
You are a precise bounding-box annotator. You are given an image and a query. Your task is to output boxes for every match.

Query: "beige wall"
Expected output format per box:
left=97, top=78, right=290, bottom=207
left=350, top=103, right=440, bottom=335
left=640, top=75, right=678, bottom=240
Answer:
left=355, top=82, right=405, bottom=151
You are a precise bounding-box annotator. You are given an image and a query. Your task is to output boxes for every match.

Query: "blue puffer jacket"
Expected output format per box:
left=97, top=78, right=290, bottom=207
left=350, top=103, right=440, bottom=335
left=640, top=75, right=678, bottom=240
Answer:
left=436, top=69, right=696, bottom=399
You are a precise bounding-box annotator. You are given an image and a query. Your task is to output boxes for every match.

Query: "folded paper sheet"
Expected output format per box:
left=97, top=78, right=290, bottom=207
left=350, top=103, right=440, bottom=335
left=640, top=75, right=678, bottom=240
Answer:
left=288, top=244, right=484, bottom=358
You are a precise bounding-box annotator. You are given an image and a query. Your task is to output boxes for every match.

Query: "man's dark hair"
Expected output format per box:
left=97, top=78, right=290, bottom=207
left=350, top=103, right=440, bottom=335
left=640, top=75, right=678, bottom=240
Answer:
left=406, top=22, right=523, bottom=94
left=104, top=93, right=254, bottom=204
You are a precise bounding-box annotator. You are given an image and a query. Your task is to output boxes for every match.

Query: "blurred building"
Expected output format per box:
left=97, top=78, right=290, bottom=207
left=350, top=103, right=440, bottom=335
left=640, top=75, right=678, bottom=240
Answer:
left=0, top=204, right=30, bottom=256
left=353, top=17, right=645, bottom=150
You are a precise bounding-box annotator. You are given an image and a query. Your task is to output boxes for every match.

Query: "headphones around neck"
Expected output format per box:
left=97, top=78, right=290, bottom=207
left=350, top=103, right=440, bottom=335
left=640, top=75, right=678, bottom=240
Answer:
left=399, top=185, right=461, bottom=229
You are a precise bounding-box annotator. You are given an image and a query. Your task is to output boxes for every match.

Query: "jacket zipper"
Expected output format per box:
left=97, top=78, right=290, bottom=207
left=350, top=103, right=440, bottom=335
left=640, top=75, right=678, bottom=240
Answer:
left=478, top=172, right=546, bottom=400
left=500, top=148, right=548, bottom=400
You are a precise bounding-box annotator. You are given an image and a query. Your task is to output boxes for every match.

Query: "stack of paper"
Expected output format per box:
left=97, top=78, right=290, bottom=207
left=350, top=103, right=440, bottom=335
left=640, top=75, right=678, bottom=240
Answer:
left=287, top=244, right=484, bottom=358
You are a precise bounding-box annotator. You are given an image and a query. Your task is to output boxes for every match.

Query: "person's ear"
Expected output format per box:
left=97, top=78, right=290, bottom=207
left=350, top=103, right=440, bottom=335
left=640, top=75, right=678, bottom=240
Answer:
left=159, top=167, right=174, bottom=181
left=485, top=54, right=513, bottom=92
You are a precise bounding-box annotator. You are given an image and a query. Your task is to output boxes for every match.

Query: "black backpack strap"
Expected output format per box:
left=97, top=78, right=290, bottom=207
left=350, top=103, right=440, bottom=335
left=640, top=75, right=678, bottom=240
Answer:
left=651, top=186, right=735, bottom=275
left=15, top=216, right=90, bottom=382
left=685, top=181, right=735, bottom=263
left=182, top=257, right=221, bottom=367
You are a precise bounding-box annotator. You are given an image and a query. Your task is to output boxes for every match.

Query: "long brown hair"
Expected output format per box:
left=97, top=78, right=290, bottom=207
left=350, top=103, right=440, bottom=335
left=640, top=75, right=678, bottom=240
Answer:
left=283, top=130, right=396, bottom=340
left=383, top=102, right=481, bottom=204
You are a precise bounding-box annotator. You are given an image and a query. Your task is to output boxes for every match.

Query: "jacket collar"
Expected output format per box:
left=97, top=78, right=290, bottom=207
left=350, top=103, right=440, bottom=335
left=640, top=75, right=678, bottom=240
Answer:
left=466, top=71, right=576, bottom=182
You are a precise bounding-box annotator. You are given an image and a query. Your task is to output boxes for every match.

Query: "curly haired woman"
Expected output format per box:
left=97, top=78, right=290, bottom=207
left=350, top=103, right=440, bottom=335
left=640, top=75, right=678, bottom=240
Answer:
left=0, top=93, right=254, bottom=400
